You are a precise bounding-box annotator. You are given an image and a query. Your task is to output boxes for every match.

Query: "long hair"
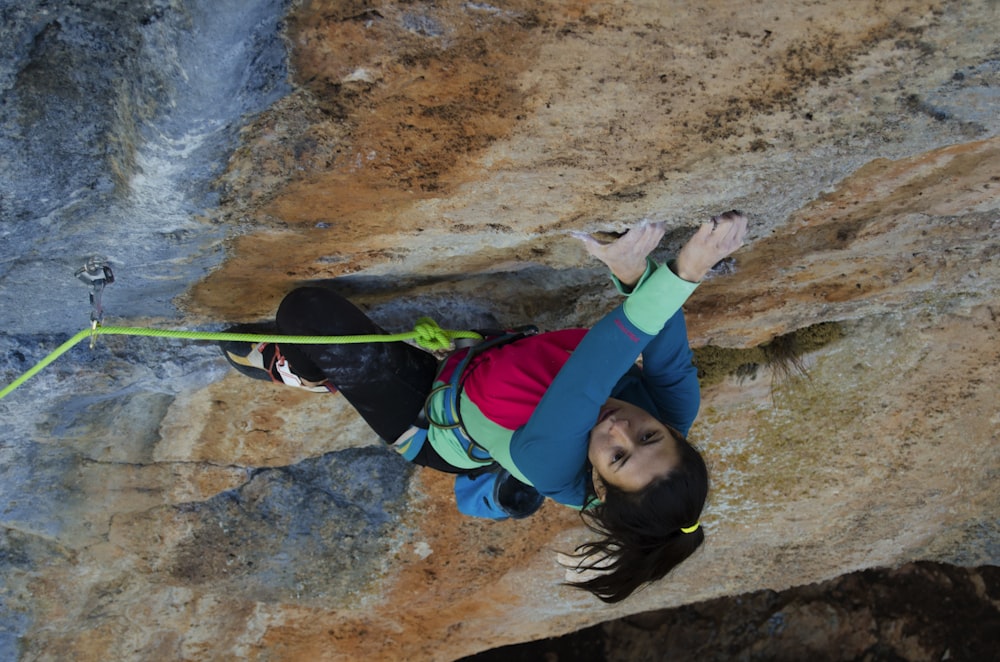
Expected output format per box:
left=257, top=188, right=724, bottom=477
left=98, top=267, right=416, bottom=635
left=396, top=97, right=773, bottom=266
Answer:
left=567, top=431, right=708, bottom=603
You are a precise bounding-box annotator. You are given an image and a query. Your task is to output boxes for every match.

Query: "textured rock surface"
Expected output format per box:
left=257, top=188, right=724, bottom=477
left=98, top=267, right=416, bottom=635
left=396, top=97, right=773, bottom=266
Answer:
left=1, top=0, right=998, bottom=660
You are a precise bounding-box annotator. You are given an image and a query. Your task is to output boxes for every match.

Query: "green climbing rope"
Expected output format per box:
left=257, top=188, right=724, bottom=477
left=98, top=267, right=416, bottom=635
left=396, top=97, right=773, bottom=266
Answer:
left=0, top=318, right=482, bottom=401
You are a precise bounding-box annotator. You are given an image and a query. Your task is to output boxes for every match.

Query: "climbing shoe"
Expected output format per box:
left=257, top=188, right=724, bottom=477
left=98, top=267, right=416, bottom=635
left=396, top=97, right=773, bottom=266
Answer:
left=220, top=324, right=336, bottom=394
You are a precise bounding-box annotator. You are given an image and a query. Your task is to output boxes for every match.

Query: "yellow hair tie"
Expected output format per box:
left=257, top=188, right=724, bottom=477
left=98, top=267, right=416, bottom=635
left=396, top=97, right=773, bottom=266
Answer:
left=680, top=522, right=700, bottom=534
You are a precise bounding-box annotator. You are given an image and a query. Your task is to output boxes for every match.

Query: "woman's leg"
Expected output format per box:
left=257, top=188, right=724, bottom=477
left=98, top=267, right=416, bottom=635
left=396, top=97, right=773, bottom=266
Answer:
left=275, top=287, right=439, bottom=442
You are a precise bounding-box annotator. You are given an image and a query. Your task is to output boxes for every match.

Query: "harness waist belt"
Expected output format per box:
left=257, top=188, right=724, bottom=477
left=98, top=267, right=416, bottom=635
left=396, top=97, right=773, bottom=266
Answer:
left=424, top=326, right=538, bottom=464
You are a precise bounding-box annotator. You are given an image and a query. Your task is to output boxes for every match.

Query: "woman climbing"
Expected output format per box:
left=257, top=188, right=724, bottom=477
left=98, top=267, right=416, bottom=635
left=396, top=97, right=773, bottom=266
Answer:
left=221, top=210, right=748, bottom=602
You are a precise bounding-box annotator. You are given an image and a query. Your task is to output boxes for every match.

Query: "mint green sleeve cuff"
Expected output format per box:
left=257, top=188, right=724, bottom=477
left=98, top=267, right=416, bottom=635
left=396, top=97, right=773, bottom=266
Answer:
left=620, top=260, right=699, bottom=335
left=610, top=257, right=657, bottom=295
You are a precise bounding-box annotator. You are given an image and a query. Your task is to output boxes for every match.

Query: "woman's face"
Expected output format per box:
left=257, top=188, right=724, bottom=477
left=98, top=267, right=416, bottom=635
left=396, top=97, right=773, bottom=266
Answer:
left=587, top=398, right=680, bottom=494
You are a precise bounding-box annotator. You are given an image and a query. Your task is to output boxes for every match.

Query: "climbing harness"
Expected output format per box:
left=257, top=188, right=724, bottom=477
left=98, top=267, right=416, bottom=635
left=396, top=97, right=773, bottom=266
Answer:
left=0, top=264, right=483, bottom=401
left=403, top=326, right=547, bottom=521
left=394, top=326, right=538, bottom=465
left=423, top=325, right=538, bottom=463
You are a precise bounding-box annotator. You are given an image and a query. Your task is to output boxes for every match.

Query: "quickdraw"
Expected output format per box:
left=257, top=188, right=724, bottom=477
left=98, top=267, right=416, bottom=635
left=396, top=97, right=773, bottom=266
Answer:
left=74, top=256, right=114, bottom=348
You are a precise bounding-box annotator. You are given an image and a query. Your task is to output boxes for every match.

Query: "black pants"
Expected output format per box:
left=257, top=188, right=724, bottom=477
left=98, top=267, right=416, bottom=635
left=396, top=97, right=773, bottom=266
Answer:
left=274, top=287, right=469, bottom=474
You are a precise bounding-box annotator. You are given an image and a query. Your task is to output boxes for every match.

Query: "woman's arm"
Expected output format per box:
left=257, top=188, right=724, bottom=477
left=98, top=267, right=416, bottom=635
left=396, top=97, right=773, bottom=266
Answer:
left=510, top=214, right=747, bottom=500
left=592, top=211, right=747, bottom=435
left=639, top=307, right=701, bottom=436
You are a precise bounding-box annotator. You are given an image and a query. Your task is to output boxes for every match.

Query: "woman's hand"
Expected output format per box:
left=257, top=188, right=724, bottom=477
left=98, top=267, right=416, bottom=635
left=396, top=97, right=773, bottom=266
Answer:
left=573, top=220, right=666, bottom=288
left=674, top=210, right=748, bottom=282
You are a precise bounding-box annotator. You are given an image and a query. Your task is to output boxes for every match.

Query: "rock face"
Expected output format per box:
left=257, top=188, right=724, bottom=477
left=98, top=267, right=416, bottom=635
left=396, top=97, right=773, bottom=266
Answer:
left=1, top=1, right=998, bottom=660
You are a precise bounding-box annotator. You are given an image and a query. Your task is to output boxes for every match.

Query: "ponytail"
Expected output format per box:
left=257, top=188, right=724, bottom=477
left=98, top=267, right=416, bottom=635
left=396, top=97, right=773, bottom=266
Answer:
left=567, top=432, right=708, bottom=603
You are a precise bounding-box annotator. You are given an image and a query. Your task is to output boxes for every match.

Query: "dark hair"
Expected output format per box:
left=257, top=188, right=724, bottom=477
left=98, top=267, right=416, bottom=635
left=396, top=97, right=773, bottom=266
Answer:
left=567, top=430, right=708, bottom=603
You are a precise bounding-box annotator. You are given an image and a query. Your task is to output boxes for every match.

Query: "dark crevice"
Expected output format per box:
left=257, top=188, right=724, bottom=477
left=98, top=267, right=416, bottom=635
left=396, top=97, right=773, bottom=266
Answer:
left=463, top=561, right=1000, bottom=662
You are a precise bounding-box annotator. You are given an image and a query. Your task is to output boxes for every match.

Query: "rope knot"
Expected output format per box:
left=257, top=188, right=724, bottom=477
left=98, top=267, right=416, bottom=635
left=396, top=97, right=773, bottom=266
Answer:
left=412, top=317, right=453, bottom=351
